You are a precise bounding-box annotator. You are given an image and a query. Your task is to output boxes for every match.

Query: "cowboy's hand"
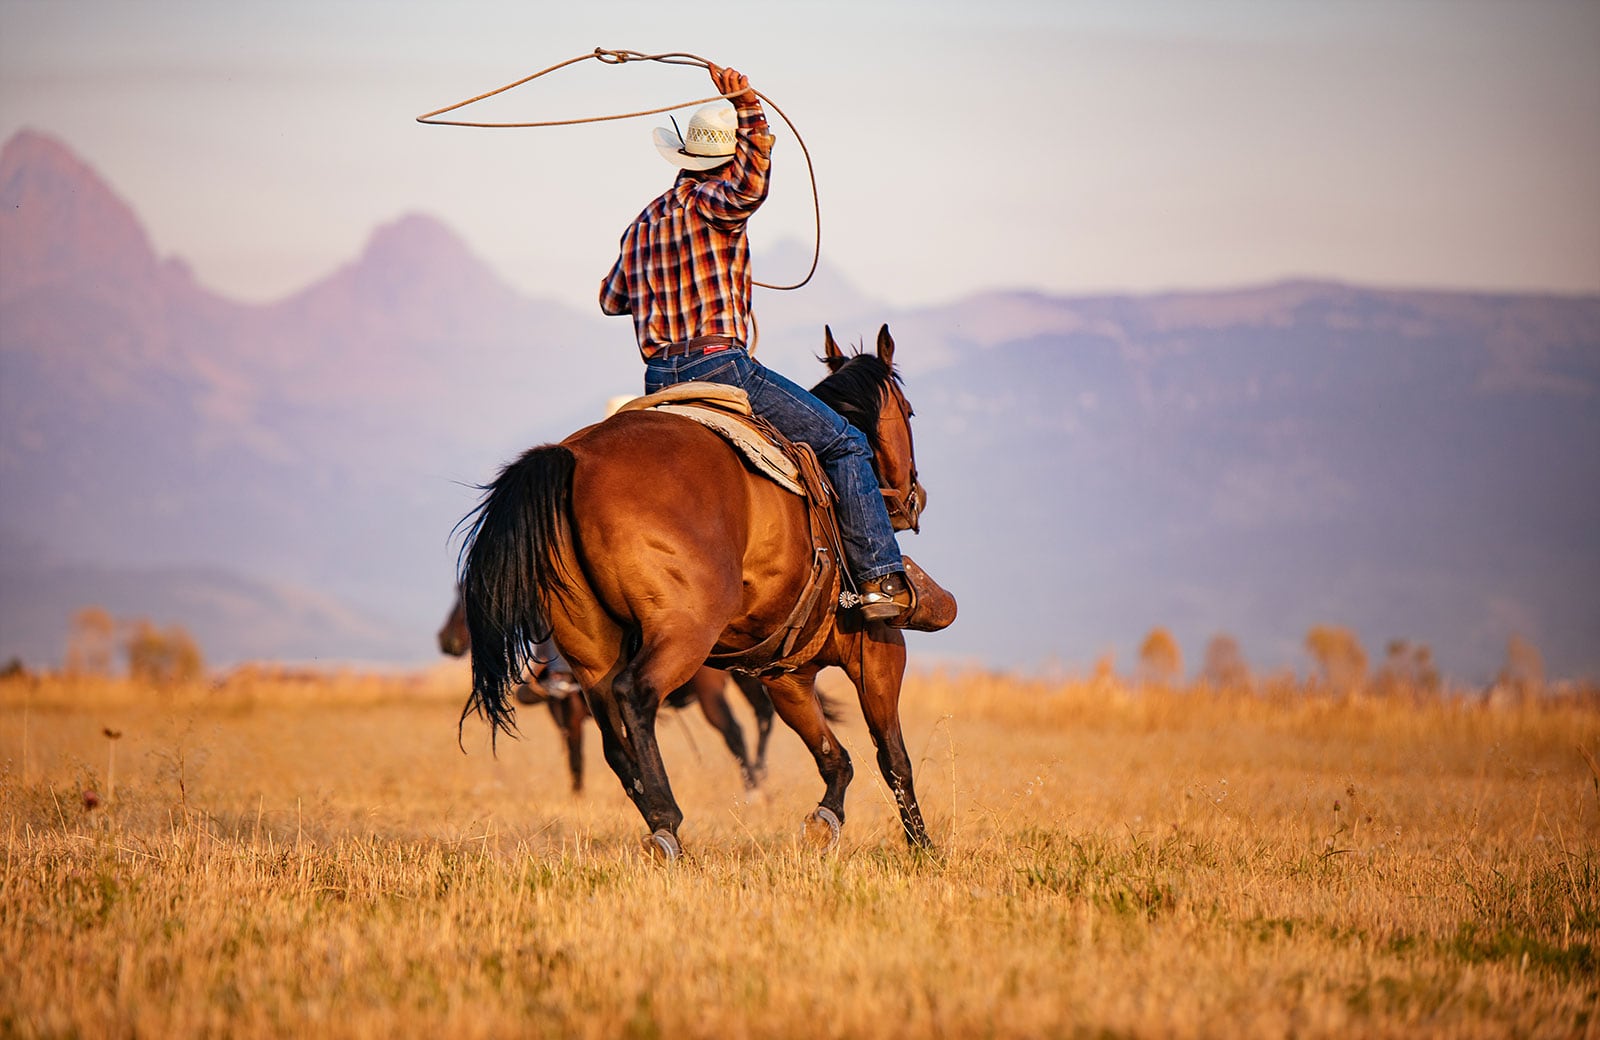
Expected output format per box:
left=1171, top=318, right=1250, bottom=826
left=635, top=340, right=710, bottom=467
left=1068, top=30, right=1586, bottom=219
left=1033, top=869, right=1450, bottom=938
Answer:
left=708, top=63, right=758, bottom=108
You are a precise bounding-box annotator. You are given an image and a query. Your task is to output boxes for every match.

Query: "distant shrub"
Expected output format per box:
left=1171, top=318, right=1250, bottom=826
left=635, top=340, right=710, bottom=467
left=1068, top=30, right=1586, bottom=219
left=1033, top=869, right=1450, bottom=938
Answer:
left=1491, top=633, right=1546, bottom=705
left=1374, top=639, right=1441, bottom=700
left=1305, top=624, right=1368, bottom=697
left=1200, top=633, right=1251, bottom=692
left=1137, top=627, right=1182, bottom=688
left=125, top=620, right=205, bottom=685
left=66, top=606, right=117, bottom=676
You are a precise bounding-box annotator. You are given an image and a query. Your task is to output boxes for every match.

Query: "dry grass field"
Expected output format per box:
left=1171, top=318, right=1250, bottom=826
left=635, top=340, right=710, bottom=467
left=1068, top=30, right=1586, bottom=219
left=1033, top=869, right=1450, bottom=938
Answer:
left=3, top=663, right=1597, bottom=1038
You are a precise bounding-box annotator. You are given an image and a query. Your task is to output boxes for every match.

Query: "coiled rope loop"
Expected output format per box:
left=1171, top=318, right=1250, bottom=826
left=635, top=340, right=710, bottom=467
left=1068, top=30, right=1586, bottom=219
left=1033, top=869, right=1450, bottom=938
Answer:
left=417, top=47, right=819, bottom=291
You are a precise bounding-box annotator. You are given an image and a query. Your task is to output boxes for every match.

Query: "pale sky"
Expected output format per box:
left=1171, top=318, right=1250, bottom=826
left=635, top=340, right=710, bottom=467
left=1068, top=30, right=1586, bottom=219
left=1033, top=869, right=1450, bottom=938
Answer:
left=3, top=0, right=1597, bottom=311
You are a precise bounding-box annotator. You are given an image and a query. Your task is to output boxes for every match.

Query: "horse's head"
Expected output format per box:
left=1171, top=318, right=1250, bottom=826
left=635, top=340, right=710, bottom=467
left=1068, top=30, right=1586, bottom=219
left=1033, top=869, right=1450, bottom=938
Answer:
left=818, top=324, right=926, bottom=533
left=438, top=592, right=470, bottom=657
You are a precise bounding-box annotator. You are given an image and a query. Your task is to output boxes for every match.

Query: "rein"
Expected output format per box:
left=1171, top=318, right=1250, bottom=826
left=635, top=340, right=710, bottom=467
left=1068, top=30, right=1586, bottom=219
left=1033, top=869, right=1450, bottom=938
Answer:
left=876, top=379, right=925, bottom=534
left=416, top=46, right=820, bottom=293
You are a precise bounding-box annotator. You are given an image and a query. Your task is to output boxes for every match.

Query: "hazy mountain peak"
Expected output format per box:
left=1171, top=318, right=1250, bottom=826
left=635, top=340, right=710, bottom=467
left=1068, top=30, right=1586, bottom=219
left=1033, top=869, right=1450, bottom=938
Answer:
left=287, top=211, right=518, bottom=321
left=0, top=129, right=162, bottom=303
left=2, top=128, right=104, bottom=188
left=359, top=212, right=475, bottom=269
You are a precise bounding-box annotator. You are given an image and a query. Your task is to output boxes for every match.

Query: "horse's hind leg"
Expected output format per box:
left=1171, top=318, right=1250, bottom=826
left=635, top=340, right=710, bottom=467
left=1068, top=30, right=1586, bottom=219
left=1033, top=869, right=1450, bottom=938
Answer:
left=614, top=689, right=681, bottom=848
left=600, top=627, right=716, bottom=856
left=842, top=627, right=931, bottom=849
left=546, top=694, right=589, bottom=795
left=583, top=677, right=665, bottom=844
left=760, top=667, right=854, bottom=849
left=692, top=669, right=759, bottom=791
left=731, top=671, right=775, bottom=784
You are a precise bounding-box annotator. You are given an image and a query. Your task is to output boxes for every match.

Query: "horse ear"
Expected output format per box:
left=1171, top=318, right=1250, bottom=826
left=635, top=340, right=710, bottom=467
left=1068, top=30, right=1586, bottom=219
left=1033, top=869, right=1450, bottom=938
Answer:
left=823, top=325, right=847, bottom=369
left=876, top=324, right=895, bottom=368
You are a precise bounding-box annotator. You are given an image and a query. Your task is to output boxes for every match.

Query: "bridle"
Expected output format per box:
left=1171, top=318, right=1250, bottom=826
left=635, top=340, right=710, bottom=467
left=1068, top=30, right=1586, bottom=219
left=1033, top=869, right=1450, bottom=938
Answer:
left=876, top=379, right=926, bottom=534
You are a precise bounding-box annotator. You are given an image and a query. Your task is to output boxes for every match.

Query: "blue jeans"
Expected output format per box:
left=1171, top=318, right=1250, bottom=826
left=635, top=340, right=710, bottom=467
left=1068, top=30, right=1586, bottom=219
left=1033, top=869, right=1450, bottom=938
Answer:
left=644, top=348, right=903, bottom=582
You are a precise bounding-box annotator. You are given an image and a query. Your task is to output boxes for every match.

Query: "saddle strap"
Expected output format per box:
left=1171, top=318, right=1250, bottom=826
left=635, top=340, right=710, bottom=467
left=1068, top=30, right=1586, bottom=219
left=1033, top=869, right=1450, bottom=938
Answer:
left=705, top=440, right=842, bottom=675
left=705, top=544, right=837, bottom=674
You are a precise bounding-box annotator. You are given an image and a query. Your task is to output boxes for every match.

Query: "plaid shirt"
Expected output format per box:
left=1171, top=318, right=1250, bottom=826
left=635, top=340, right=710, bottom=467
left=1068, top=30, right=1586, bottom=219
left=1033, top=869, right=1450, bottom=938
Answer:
left=600, top=103, right=774, bottom=357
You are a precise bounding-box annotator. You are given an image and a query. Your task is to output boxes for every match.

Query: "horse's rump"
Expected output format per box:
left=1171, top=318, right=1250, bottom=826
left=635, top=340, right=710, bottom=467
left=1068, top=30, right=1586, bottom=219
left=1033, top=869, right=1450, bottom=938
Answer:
left=561, top=411, right=817, bottom=667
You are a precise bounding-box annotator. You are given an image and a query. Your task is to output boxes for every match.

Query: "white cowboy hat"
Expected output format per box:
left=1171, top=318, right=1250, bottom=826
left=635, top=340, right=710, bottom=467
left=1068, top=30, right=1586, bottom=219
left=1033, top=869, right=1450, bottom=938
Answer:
left=653, top=101, right=738, bottom=171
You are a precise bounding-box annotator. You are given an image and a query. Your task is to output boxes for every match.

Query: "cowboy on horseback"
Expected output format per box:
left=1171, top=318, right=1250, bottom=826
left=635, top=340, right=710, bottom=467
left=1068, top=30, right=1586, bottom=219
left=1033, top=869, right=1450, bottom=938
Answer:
left=600, top=62, right=942, bottom=626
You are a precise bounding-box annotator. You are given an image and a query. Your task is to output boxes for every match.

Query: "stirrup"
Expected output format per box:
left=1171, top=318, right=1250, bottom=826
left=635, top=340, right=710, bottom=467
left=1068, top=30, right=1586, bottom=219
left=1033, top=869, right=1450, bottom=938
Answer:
left=857, top=571, right=915, bottom=621
left=888, top=557, right=957, bottom=632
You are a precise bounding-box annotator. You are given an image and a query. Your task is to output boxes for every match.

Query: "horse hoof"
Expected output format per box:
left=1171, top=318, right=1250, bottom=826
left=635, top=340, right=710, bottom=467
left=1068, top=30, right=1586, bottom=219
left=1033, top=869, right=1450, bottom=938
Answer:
left=643, top=829, right=681, bottom=862
left=802, top=806, right=842, bottom=851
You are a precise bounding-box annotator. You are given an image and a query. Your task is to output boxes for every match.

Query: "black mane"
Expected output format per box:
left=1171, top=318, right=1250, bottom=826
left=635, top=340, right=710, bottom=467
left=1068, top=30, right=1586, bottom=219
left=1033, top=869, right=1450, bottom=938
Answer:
left=810, top=352, right=901, bottom=453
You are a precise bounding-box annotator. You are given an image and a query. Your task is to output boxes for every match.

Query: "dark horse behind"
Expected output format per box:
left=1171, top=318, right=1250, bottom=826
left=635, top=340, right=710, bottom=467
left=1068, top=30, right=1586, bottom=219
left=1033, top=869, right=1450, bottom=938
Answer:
left=458, top=325, right=934, bottom=858
left=437, top=592, right=779, bottom=794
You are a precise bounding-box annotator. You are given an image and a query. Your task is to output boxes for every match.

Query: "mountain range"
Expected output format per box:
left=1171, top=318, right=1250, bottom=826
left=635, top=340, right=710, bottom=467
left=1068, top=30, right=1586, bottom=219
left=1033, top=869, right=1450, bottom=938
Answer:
left=2, top=128, right=1597, bottom=683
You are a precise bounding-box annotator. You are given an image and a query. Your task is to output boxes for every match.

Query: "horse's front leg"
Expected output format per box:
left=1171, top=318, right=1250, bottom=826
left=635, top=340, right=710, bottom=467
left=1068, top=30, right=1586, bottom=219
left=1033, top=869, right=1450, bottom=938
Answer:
left=761, top=667, right=854, bottom=849
left=842, top=626, right=931, bottom=849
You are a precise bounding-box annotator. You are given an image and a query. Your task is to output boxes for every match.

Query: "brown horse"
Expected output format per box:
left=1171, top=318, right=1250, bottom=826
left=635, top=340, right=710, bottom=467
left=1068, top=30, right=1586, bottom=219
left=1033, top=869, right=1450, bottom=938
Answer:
left=458, top=325, right=932, bottom=858
left=438, top=593, right=775, bottom=794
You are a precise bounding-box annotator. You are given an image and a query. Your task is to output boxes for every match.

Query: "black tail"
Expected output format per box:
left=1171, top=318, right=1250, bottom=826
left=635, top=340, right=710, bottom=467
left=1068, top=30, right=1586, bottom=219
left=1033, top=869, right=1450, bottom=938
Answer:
left=456, top=445, right=577, bottom=749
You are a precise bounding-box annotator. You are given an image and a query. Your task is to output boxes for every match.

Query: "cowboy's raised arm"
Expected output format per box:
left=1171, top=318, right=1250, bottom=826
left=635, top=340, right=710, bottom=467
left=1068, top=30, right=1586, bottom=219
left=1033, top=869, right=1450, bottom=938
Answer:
left=709, top=63, right=757, bottom=111
left=696, top=64, right=773, bottom=227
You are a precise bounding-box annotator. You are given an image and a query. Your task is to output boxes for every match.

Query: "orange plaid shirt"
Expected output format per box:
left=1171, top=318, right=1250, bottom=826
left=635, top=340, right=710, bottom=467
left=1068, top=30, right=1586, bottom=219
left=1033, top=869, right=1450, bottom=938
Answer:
left=600, top=103, right=774, bottom=357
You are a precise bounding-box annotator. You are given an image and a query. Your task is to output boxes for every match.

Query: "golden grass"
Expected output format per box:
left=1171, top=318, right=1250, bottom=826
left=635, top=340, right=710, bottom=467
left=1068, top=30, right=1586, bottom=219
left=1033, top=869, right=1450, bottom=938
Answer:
left=3, top=664, right=1597, bottom=1038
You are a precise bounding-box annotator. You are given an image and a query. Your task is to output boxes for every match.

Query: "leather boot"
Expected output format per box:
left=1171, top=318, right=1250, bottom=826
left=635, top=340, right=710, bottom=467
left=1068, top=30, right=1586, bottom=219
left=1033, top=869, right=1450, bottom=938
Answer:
left=856, top=557, right=957, bottom=631
left=888, top=556, right=956, bottom=632
left=857, top=571, right=915, bottom=621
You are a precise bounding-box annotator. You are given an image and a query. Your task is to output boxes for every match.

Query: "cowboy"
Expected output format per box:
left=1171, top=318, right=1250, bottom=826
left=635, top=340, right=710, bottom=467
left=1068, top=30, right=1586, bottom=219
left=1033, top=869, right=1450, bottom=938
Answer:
left=516, top=635, right=580, bottom=705
left=599, top=63, right=922, bottom=623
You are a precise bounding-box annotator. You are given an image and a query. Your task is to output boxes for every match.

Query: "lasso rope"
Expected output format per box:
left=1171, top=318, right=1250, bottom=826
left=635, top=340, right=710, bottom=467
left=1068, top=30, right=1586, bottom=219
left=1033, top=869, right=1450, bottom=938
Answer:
left=417, top=47, right=819, bottom=292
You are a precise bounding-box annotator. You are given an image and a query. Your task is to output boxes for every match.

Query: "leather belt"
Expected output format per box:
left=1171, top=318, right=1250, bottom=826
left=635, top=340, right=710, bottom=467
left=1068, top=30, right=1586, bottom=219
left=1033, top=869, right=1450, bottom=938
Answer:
left=653, top=334, right=743, bottom=359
